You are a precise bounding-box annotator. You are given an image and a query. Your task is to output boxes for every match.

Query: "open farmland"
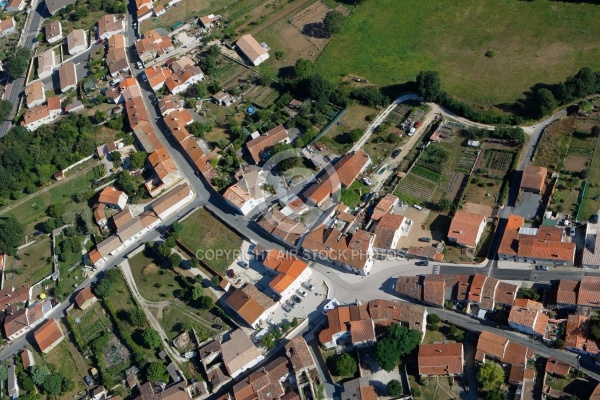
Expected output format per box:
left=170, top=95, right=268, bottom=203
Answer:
left=317, top=0, right=600, bottom=108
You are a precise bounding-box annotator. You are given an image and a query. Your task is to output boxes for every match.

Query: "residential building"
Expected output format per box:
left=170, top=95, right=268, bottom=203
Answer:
left=98, top=14, right=124, bottom=40
left=107, top=33, right=129, bottom=77
left=22, top=97, right=61, bottom=131
left=475, top=331, right=532, bottom=366
left=576, top=276, right=600, bottom=307
left=133, top=380, right=205, bottom=400
left=7, top=365, right=17, bottom=399
left=33, top=319, right=64, bottom=353
left=395, top=274, right=472, bottom=307
left=341, top=378, right=378, bottom=400
left=66, top=29, right=88, bottom=55
left=319, top=300, right=427, bottom=349
left=221, top=329, right=264, bottom=377
left=36, top=49, right=56, bottom=80
left=74, top=287, right=97, bottom=310
left=0, top=285, right=32, bottom=311
left=144, top=65, right=171, bottom=91
left=146, top=148, right=182, bottom=196
left=135, top=0, right=153, bottom=22
left=65, top=100, right=84, bottom=114
left=564, top=314, right=599, bottom=356
left=263, top=249, right=311, bottom=300
left=44, top=20, right=62, bottom=43
left=236, top=34, right=269, bottom=66
left=555, top=279, right=578, bottom=308
left=232, top=356, right=292, bottom=400
left=583, top=227, right=600, bottom=269
left=212, top=91, right=235, bottom=106
left=0, top=17, right=16, bottom=37
left=224, top=283, right=277, bottom=328
left=93, top=204, right=107, bottom=228
left=372, top=213, right=411, bottom=250
left=371, top=194, right=398, bottom=221
left=303, top=226, right=375, bottom=275
left=21, top=349, right=35, bottom=368
left=151, top=183, right=194, bottom=220
left=198, top=339, right=221, bottom=368
left=158, top=96, right=182, bottom=116
left=520, top=165, right=547, bottom=193
left=58, top=61, right=77, bottom=92
left=135, top=29, right=173, bottom=63
left=223, top=167, right=266, bottom=215
left=199, top=14, right=221, bottom=29
left=508, top=306, right=548, bottom=338
left=447, top=210, right=487, bottom=249
left=245, top=125, right=290, bottom=164
left=4, top=0, right=26, bottom=12
left=24, top=81, right=46, bottom=108
left=165, top=58, right=204, bottom=94
left=545, top=358, right=571, bottom=378
left=418, top=343, right=464, bottom=377
left=498, top=215, right=575, bottom=266
left=45, top=0, right=77, bottom=14
left=98, top=186, right=128, bottom=210
left=256, top=207, right=309, bottom=247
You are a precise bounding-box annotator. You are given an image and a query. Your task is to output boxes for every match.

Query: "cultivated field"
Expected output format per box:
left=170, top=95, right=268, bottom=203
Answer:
left=317, top=0, right=600, bottom=108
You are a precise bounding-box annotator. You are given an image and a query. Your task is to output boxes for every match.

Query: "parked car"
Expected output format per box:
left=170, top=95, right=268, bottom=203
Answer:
left=238, top=261, right=249, bottom=269
left=292, top=295, right=302, bottom=304
left=302, top=282, right=314, bottom=291
left=361, top=192, right=375, bottom=203
left=267, top=318, right=277, bottom=326
left=391, top=149, right=402, bottom=158
left=84, top=376, right=93, bottom=386
left=315, top=144, right=323, bottom=151
left=535, top=265, right=549, bottom=271
left=211, top=324, right=224, bottom=330
left=363, top=177, right=372, bottom=186
left=287, top=299, right=297, bottom=309
left=282, top=304, right=292, bottom=313
left=136, top=61, right=143, bottom=69
left=418, top=237, right=431, bottom=242
left=568, top=226, right=576, bottom=237
left=415, top=261, right=429, bottom=266
left=296, top=289, right=307, bottom=297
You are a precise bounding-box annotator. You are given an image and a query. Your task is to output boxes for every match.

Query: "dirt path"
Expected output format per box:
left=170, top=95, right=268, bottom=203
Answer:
left=119, top=261, right=188, bottom=363
left=247, top=0, right=315, bottom=37
left=0, top=160, right=101, bottom=216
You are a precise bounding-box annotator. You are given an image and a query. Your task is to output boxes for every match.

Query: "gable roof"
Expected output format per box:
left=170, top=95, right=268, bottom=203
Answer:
left=556, top=279, right=578, bottom=305
left=475, top=331, right=508, bottom=362
left=151, top=184, right=191, bottom=216
left=521, top=165, right=547, bottom=192
left=577, top=276, right=600, bottom=307
left=245, top=125, right=289, bottom=163
left=225, top=284, right=274, bottom=325
left=284, top=337, right=315, bottom=371
left=33, top=319, right=64, bottom=352
left=221, top=329, right=262, bottom=375
left=236, top=34, right=267, bottom=62
left=45, top=20, right=62, bottom=40
left=373, top=214, right=405, bottom=249
left=24, top=81, right=45, bottom=107
left=58, top=62, right=77, bottom=90
left=74, top=287, right=96, bottom=308
left=371, top=194, right=398, bottom=221
left=447, top=210, right=486, bottom=247
left=333, top=150, right=370, bottom=187
left=67, top=29, right=86, bottom=52
left=418, top=343, right=463, bottom=376
left=98, top=186, right=125, bottom=206
left=264, top=249, right=309, bottom=294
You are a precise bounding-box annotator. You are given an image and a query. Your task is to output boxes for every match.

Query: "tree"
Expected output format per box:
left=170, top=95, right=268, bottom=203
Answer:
left=128, top=308, right=147, bottom=327
left=270, top=142, right=300, bottom=171
left=194, top=82, right=208, bottom=98
left=517, top=287, right=540, bottom=301
left=555, top=338, right=565, bottom=349
left=94, top=278, right=113, bottom=298
left=294, top=58, right=314, bottom=79
left=375, top=323, right=421, bottom=371
left=427, top=314, right=441, bottom=324
left=191, top=285, right=204, bottom=301
left=532, top=88, right=557, bottom=118
left=591, top=125, right=600, bottom=138
left=481, top=389, right=505, bottom=400
left=348, top=128, right=362, bottom=142
left=211, top=275, right=220, bottom=287
left=146, top=362, right=168, bottom=382
left=171, top=221, right=183, bottom=234
left=43, top=373, right=63, bottom=396
left=0, top=100, right=13, bottom=121
left=61, top=377, right=74, bottom=393
left=307, top=74, right=334, bottom=100
left=6, top=47, right=31, bottom=77
left=438, top=198, right=452, bottom=212
left=115, top=171, right=141, bottom=196
left=129, top=151, right=147, bottom=170
left=0, top=216, right=25, bottom=255
left=334, top=353, right=357, bottom=376
left=169, top=253, right=182, bottom=268
left=30, top=365, right=50, bottom=386
left=142, top=329, right=162, bottom=349
left=416, top=71, right=442, bottom=102
left=198, top=295, right=214, bottom=309
left=477, top=362, right=504, bottom=390
left=291, top=317, right=299, bottom=328
left=387, top=380, right=403, bottom=397
left=0, top=365, right=8, bottom=383
left=262, top=333, right=275, bottom=349
left=323, top=10, right=345, bottom=36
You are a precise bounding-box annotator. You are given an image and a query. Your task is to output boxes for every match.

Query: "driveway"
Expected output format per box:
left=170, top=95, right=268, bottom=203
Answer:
left=513, top=192, right=543, bottom=220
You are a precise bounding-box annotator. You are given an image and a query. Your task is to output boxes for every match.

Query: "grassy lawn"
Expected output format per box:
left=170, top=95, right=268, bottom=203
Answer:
left=316, top=104, right=376, bottom=155
left=533, top=117, right=576, bottom=171
left=179, top=208, right=242, bottom=274
left=129, top=252, right=188, bottom=302
left=160, top=306, right=214, bottom=343
left=9, top=238, right=53, bottom=287
left=42, top=339, right=90, bottom=397
left=340, top=180, right=369, bottom=208
left=408, top=374, right=459, bottom=400
left=140, top=0, right=237, bottom=33
left=318, top=0, right=600, bottom=108
left=3, top=170, right=92, bottom=232
left=580, top=135, right=600, bottom=221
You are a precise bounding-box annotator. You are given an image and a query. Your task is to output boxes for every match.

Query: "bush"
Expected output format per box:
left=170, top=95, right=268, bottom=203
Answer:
left=334, top=353, right=357, bottom=376
left=427, top=314, right=441, bottom=324
left=387, top=379, right=403, bottom=397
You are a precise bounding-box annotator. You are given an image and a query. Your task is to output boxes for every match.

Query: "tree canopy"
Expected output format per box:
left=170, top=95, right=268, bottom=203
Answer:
left=0, top=100, right=13, bottom=122
left=334, top=353, right=357, bottom=376
left=270, top=142, right=301, bottom=171
left=43, top=373, right=64, bottom=396
left=387, top=380, right=403, bottom=397
left=142, top=329, right=162, bottom=349
left=0, top=216, right=25, bottom=255
left=146, top=362, right=168, bottom=382
left=323, top=10, right=345, bottom=36
left=6, top=47, right=31, bottom=78
left=375, top=323, right=421, bottom=371
left=477, top=362, right=504, bottom=390
left=416, top=71, right=442, bottom=102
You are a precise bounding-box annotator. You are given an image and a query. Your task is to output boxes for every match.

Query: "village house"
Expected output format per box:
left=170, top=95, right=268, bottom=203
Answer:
left=418, top=343, right=464, bottom=377
left=144, top=65, right=171, bottom=91
left=98, top=14, right=124, bottom=40
left=135, top=0, right=154, bottom=22
left=22, top=97, right=61, bottom=131
left=107, top=33, right=129, bottom=77
left=93, top=204, right=107, bottom=228
left=221, top=329, right=264, bottom=378
left=583, top=226, right=600, bottom=269
left=236, top=34, right=269, bottom=66
left=58, top=61, right=77, bottom=92
left=158, top=96, right=182, bottom=116
left=475, top=331, right=533, bottom=366
left=74, top=287, right=97, bottom=310
left=371, top=194, right=399, bottom=221
left=33, top=319, right=64, bottom=353
left=21, top=349, right=35, bottom=368
left=223, top=166, right=266, bottom=215
left=24, top=81, right=46, bottom=108
left=165, top=59, right=204, bottom=95
left=44, top=20, right=62, bottom=44
left=245, top=125, right=290, bottom=164
left=564, top=314, right=600, bottom=356
left=150, top=183, right=193, bottom=220
left=4, top=0, right=26, bottom=12
left=45, top=0, right=77, bottom=14
left=447, top=210, right=487, bottom=249
left=198, top=14, right=221, bottom=29
left=224, top=283, right=277, bottom=328
left=372, top=213, right=411, bottom=250
left=98, top=186, right=128, bottom=210
left=263, top=249, right=312, bottom=301
left=66, top=29, right=88, bottom=55
left=145, top=148, right=182, bottom=195
left=212, top=91, right=236, bottom=107
left=508, top=306, right=548, bottom=338
left=341, top=378, right=378, bottom=400
left=520, top=165, right=547, bottom=194
left=135, top=29, right=173, bottom=63
left=36, top=49, right=56, bottom=80
left=0, top=17, right=16, bottom=37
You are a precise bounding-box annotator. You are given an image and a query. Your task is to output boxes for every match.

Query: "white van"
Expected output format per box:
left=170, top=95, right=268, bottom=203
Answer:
left=413, top=204, right=422, bottom=210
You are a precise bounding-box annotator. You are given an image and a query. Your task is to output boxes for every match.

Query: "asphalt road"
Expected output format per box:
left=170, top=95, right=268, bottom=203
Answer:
left=0, top=0, right=47, bottom=137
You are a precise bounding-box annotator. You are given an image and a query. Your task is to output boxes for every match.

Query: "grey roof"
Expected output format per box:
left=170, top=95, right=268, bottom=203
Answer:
left=45, top=0, right=76, bottom=15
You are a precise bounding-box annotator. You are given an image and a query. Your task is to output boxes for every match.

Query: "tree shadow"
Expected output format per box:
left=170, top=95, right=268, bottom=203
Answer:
left=301, top=22, right=327, bottom=39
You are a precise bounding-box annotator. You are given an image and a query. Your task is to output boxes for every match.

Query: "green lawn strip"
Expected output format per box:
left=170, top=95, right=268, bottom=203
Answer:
left=580, top=135, right=600, bottom=220
left=179, top=208, right=242, bottom=274
left=160, top=306, right=213, bottom=343
left=318, top=0, right=600, bottom=108
left=340, top=180, right=369, bottom=208
left=10, top=238, right=53, bottom=287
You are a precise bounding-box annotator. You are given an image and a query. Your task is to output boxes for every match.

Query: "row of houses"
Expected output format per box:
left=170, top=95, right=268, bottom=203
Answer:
left=143, top=56, right=204, bottom=94
left=135, top=29, right=174, bottom=64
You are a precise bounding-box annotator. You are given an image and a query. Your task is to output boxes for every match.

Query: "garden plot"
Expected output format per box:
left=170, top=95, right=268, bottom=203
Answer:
left=564, top=134, right=594, bottom=173
left=395, top=173, right=438, bottom=203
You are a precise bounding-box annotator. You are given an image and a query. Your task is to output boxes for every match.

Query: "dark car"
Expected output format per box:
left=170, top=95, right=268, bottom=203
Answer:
left=292, top=295, right=302, bottom=304
left=418, top=237, right=431, bottom=242
left=361, top=192, right=375, bottom=203
left=212, top=324, right=224, bottom=330
left=535, top=265, right=549, bottom=271
left=415, top=261, right=429, bottom=266
left=391, top=149, right=402, bottom=158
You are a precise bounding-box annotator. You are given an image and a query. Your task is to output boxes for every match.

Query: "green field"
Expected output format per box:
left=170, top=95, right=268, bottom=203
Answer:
left=129, top=252, right=188, bottom=302
left=179, top=208, right=242, bottom=274
left=317, top=0, right=600, bottom=107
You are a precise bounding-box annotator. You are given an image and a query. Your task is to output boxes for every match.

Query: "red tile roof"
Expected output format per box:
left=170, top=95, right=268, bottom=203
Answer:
left=502, top=341, right=532, bottom=366
left=33, top=319, right=64, bottom=352
left=577, top=276, right=600, bottom=307
left=447, top=210, right=486, bottom=248
left=545, top=358, right=571, bottom=377
left=513, top=298, right=543, bottom=311
left=333, top=150, right=370, bottom=188
left=373, top=214, right=405, bottom=249
left=350, top=319, right=375, bottom=345
left=480, top=276, right=499, bottom=310
left=418, top=343, right=464, bottom=376
left=564, top=314, right=600, bottom=353
left=467, top=274, right=486, bottom=303
left=556, top=280, right=578, bottom=305
left=475, top=331, right=508, bottom=362
left=245, top=125, right=289, bottom=164
left=520, top=165, right=547, bottom=192
left=508, top=365, right=535, bottom=384
left=371, top=194, right=398, bottom=221
left=494, top=281, right=518, bottom=306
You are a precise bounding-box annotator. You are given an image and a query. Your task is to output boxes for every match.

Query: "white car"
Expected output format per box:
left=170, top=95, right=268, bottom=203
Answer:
left=302, top=282, right=314, bottom=291
left=267, top=318, right=277, bottom=326
left=136, top=62, right=143, bottom=69
left=363, top=177, right=372, bottom=186
left=296, top=289, right=307, bottom=297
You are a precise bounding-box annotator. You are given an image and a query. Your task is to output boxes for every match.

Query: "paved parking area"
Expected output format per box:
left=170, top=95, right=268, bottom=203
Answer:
left=513, top=192, right=543, bottom=220
left=394, top=206, right=434, bottom=249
